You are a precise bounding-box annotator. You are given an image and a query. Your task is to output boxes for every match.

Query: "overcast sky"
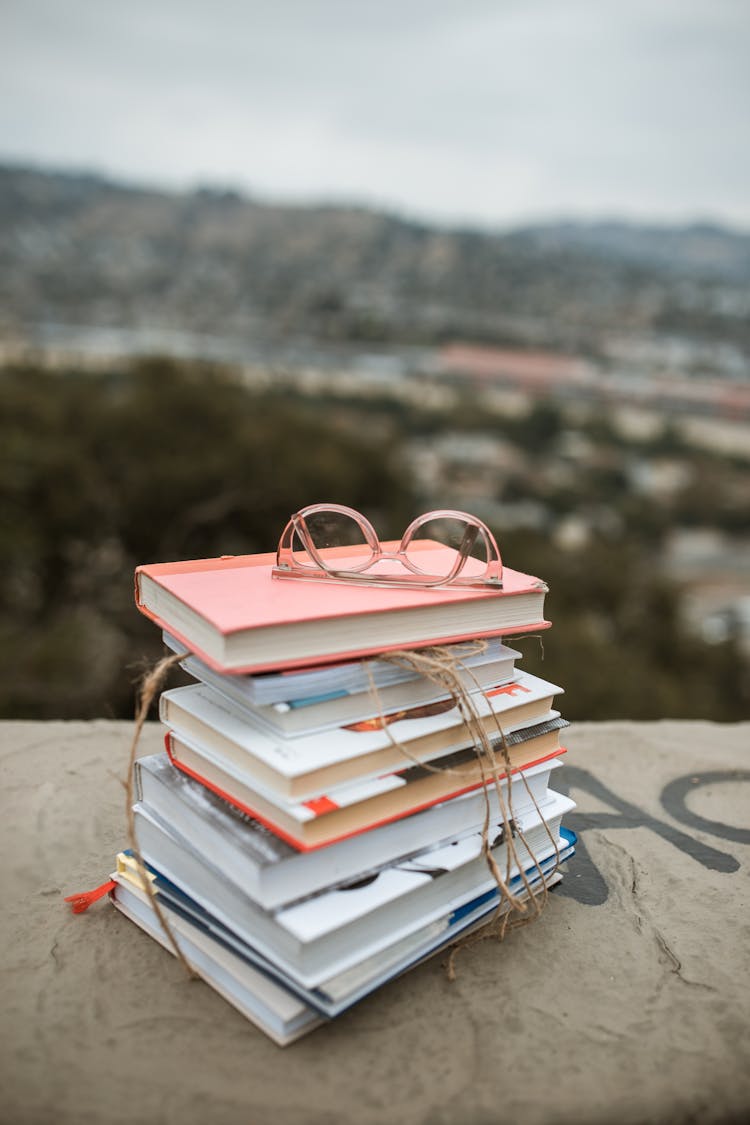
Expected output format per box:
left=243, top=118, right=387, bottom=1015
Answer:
left=2, top=0, right=749, bottom=228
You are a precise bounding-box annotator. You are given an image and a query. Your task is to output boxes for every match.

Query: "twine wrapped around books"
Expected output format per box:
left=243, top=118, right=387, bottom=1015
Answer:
left=124, top=638, right=559, bottom=984
left=124, top=651, right=196, bottom=979
left=368, top=641, right=559, bottom=979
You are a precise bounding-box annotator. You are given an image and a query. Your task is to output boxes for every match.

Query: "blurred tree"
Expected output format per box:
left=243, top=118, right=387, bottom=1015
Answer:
left=510, top=401, right=564, bottom=449
left=0, top=361, right=415, bottom=717
left=502, top=530, right=749, bottom=721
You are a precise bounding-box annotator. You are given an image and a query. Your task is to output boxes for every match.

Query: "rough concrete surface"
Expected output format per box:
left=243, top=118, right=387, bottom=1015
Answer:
left=1, top=719, right=748, bottom=1125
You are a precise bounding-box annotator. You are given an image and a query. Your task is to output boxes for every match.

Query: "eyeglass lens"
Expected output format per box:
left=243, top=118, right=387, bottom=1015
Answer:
left=402, top=514, right=490, bottom=577
left=290, top=509, right=375, bottom=569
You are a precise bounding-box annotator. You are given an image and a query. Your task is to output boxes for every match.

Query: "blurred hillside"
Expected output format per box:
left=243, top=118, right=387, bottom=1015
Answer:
left=0, top=362, right=413, bottom=718
left=2, top=164, right=749, bottom=360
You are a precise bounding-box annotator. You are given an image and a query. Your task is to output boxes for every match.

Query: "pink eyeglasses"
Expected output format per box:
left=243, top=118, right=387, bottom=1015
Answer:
left=273, top=504, right=504, bottom=590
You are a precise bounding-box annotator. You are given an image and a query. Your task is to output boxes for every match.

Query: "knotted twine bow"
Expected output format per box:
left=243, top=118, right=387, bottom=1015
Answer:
left=122, top=638, right=558, bottom=982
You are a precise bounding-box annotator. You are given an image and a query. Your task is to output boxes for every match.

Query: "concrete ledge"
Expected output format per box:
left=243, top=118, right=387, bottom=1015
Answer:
left=1, top=720, right=749, bottom=1125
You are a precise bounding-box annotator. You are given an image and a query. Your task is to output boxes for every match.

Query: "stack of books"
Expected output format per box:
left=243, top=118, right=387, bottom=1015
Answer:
left=107, top=543, right=576, bottom=1044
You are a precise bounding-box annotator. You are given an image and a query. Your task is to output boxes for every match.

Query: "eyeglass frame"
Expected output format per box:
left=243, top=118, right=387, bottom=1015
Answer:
left=272, top=503, right=504, bottom=590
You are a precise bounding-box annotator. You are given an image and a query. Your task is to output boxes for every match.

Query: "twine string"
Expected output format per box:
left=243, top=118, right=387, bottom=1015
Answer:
left=368, top=643, right=559, bottom=978
left=365, top=653, right=525, bottom=911
left=124, top=651, right=196, bottom=979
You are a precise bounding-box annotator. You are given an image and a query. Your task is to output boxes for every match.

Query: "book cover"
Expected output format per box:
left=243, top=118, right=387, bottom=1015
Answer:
left=136, top=541, right=549, bottom=673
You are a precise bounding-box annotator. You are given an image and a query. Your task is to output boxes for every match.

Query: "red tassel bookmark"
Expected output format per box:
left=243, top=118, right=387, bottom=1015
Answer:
left=64, top=879, right=117, bottom=914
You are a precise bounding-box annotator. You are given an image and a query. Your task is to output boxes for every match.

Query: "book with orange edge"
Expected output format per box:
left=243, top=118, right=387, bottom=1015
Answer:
left=165, top=720, right=568, bottom=851
left=135, top=540, right=549, bottom=674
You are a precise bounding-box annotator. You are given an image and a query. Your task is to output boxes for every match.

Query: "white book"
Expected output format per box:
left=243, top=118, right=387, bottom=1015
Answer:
left=136, top=751, right=563, bottom=909
left=132, top=790, right=575, bottom=987
left=274, top=794, right=573, bottom=944
left=160, top=669, right=563, bottom=800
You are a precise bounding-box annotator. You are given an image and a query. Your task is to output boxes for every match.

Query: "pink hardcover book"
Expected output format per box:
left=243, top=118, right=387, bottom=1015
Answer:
left=135, top=541, right=549, bottom=674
